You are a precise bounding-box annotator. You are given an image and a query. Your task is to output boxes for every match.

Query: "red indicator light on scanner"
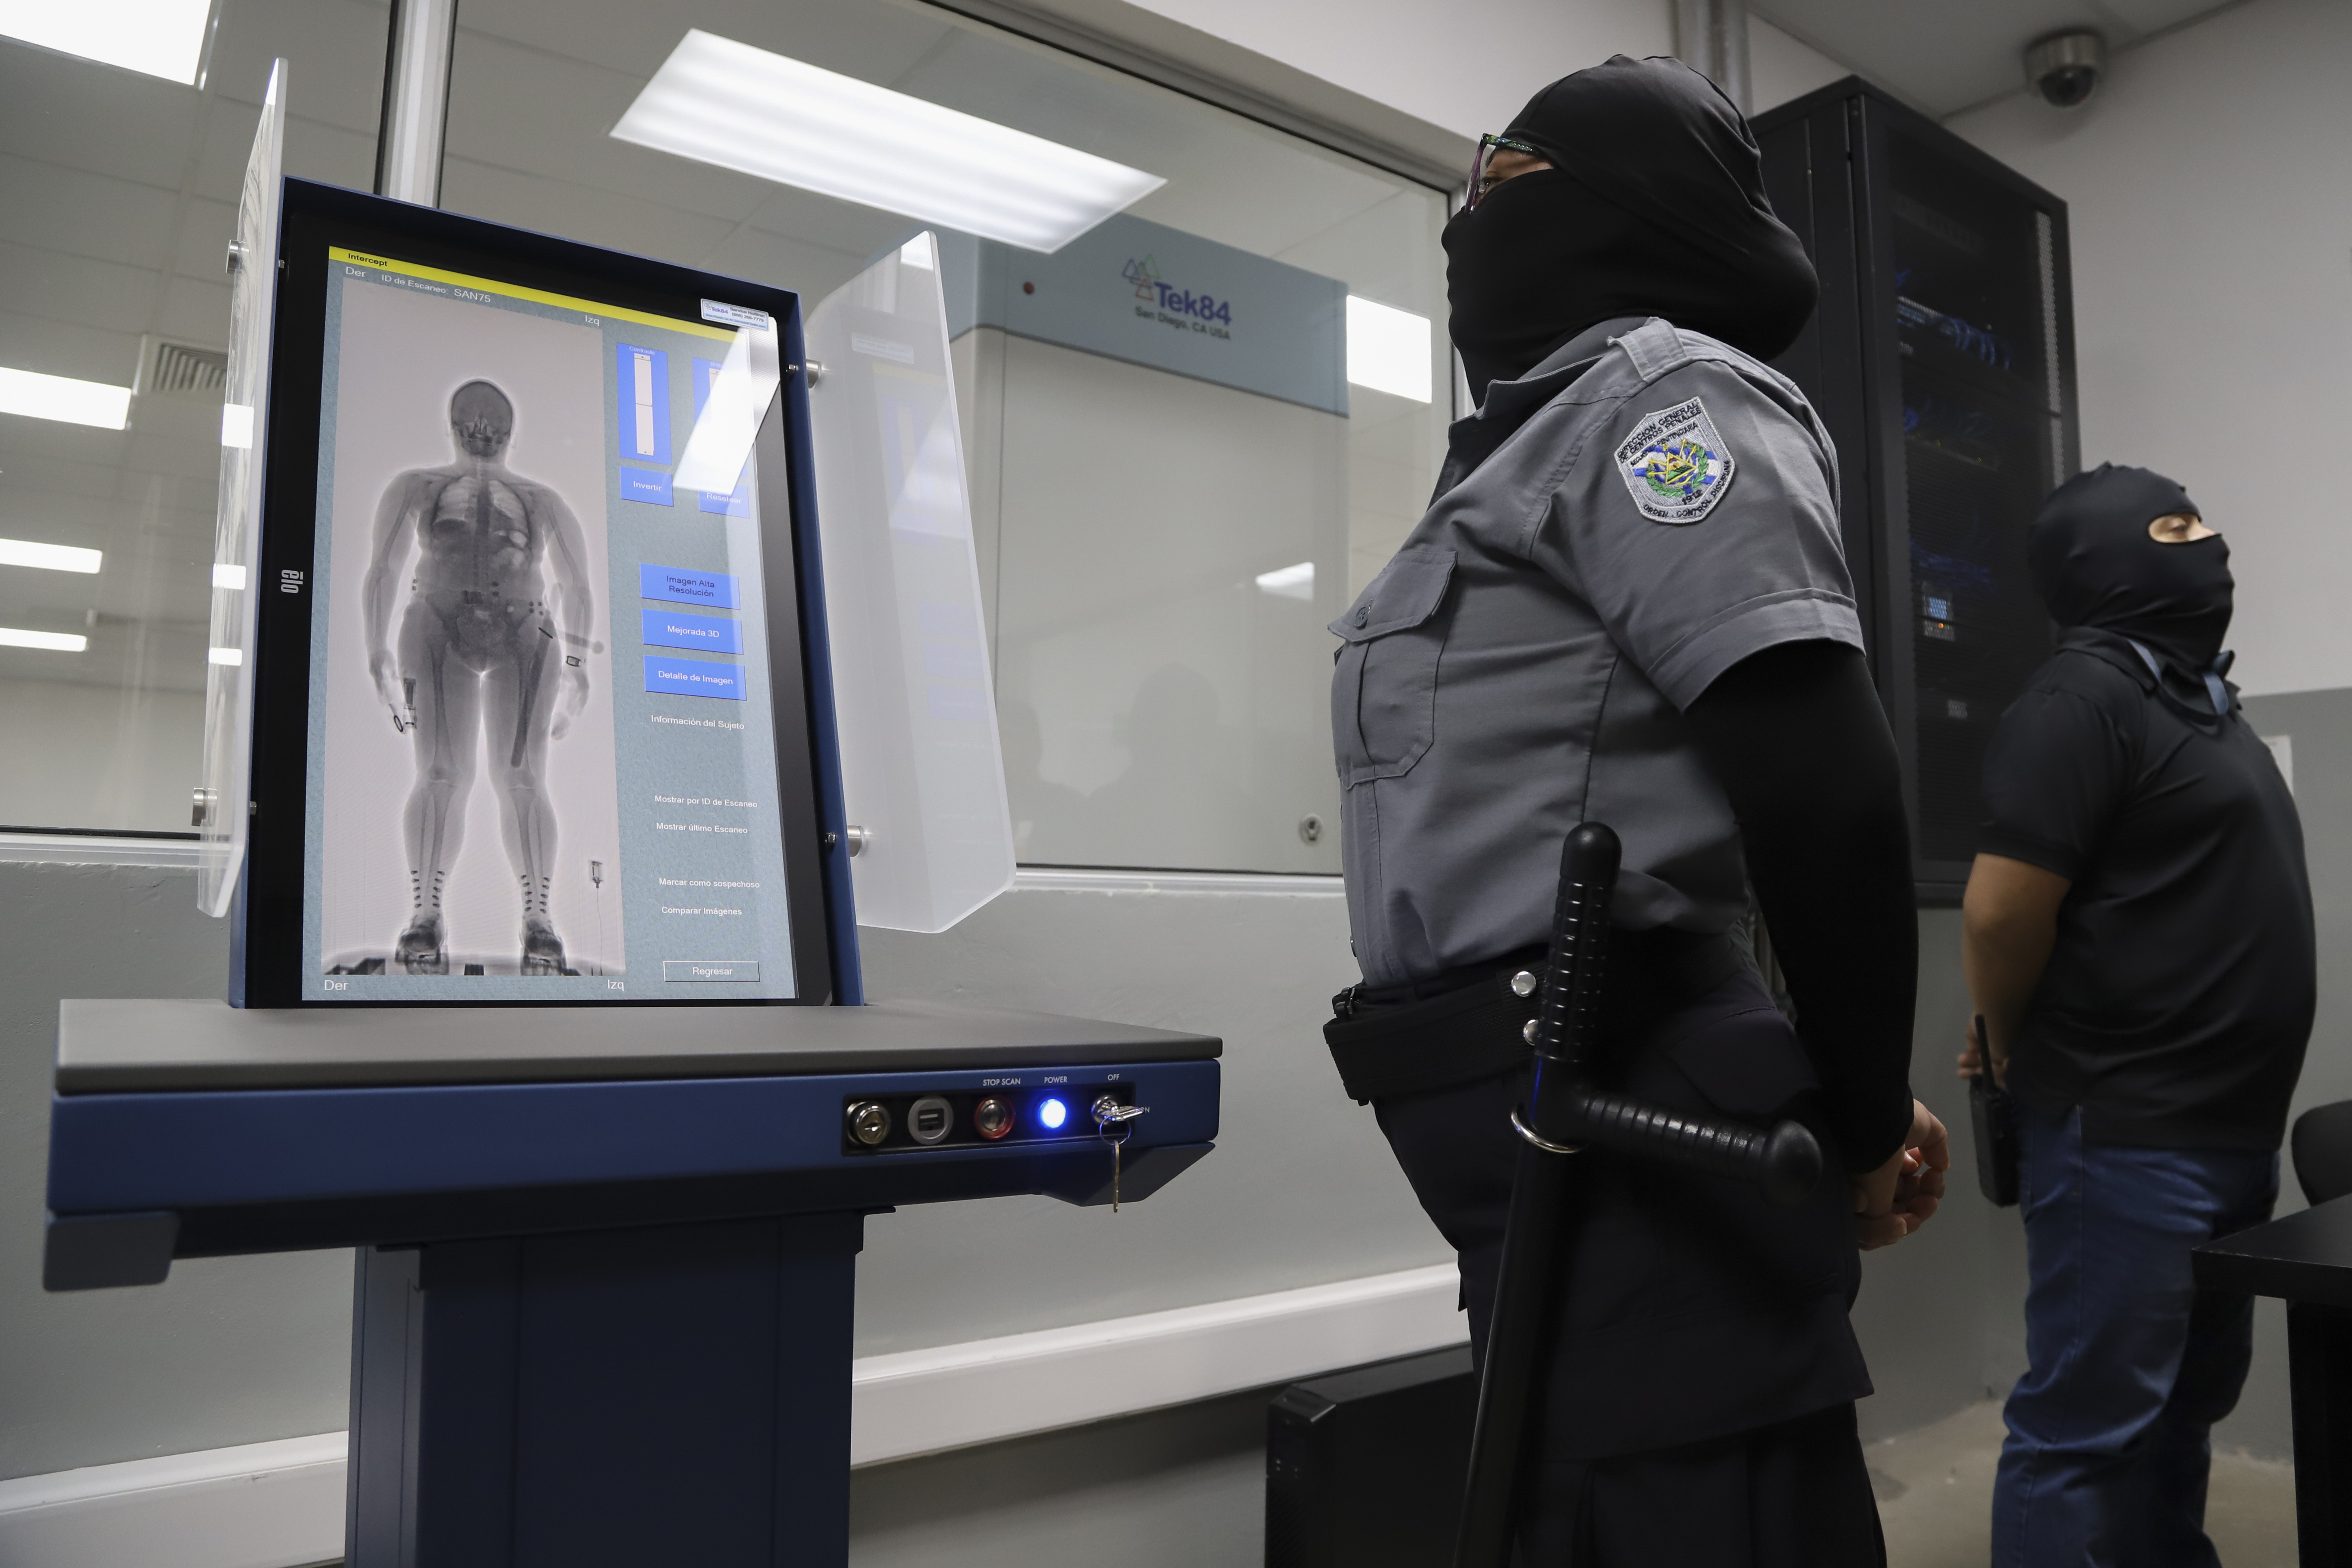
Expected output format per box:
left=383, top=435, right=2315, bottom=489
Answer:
left=974, top=1097, right=1014, bottom=1140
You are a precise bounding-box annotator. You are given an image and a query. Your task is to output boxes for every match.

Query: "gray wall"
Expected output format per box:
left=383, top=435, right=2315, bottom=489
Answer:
left=849, top=1387, right=1271, bottom=1568
left=0, top=863, right=351, bottom=1478
left=2214, top=689, right=2352, bottom=1458
left=1947, top=0, right=2352, bottom=703
left=1851, top=906, right=2027, bottom=1443
left=852, top=878, right=1431, bottom=1351
left=10, top=691, right=2344, bottom=1506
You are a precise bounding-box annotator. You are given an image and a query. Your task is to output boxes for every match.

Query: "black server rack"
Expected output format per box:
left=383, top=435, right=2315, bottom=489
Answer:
left=1755, top=78, right=2079, bottom=900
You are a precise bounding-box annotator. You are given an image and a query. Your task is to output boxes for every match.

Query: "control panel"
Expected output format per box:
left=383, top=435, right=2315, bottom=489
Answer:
left=842, top=1081, right=1136, bottom=1153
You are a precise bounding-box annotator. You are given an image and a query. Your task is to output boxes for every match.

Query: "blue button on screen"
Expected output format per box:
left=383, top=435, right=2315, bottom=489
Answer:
left=639, top=565, right=739, bottom=608
left=617, top=344, right=672, bottom=464
left=641, top=608, right=743, bottom=655
left=618, top=466, right=674, bottom=507
left=644, top=657, right=747, bottom=700
left=698, top=478, right=750, bottom=517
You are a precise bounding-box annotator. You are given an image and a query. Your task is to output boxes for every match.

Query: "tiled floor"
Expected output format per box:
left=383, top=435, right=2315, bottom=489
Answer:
left=1871, top=1400, right=2298, bottom=1566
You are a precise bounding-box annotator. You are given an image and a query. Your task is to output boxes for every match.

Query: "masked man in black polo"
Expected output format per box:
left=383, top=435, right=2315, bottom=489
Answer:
left=1960, top=463, right=2314, bottom=1566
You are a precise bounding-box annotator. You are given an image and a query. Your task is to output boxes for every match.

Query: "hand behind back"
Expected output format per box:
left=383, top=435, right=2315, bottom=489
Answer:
left=1853, top=1098, right=1949, bottom=1250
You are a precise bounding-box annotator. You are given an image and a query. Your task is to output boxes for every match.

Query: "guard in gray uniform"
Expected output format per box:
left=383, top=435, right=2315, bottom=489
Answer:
left=1324, top=57, right=1948, bottom=1564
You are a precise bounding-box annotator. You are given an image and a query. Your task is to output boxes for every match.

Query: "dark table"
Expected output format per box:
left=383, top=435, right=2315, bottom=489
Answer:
left=2193, top=1194, right=2352, bottom=1566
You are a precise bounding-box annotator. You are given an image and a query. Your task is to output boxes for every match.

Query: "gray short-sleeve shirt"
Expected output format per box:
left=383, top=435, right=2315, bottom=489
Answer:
left=1332, top=316, right=1861, bottom=987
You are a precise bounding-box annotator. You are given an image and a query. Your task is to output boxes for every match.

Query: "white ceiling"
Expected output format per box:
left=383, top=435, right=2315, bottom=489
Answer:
left=0, top=0, right=1454, bottom=704
left=1755, top=0, right=2244, bottom=117
left=0, top=0, right=388, bottom=695
left=445, top=0, right=1445, bottom=309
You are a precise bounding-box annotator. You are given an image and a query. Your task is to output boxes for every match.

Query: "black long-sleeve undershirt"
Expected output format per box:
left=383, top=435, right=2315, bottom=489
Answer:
left=1685, top=639, right=1917, bottom=1172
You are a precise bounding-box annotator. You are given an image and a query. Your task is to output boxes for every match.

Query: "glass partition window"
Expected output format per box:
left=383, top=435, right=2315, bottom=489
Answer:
left=0, top=1, right=387, bottom=834
left=444, top=0, right=1451, bottom=875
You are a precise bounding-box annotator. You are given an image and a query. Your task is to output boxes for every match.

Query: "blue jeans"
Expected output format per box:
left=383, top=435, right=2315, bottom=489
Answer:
left=1993, top=1104, right=2278, bottom=1568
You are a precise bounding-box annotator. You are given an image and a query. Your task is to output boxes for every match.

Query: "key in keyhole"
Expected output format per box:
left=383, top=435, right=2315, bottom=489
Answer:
left=1092, top=1095, right=1148, bottom=1212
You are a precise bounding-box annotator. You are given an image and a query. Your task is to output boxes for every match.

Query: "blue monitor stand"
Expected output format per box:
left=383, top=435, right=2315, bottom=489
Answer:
left=44, top=998, right=1221, bottom=1567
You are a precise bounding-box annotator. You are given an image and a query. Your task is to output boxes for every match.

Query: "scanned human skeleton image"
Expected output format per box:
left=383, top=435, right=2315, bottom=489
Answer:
left=360, top=380, right=596, bottom=975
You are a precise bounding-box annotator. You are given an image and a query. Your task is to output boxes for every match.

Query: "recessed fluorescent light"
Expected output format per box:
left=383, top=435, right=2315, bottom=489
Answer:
left=221, top=403, right=254, bottom=448
left=0, top=367, right=133, bottom=430
left=0, top=537, right=102, bottom=574
left=207, top=646, right=244, bottom=666
left=212, top=563, right=247, bottom=591
left=0, top=0, right=211, bottom=85
left=1347, top=297, right=1433, bottom=404
left=1255, top=562, right=1316, bottom=601
left=613, top=30, right=1165, bottom=253
left=0, top=627, right=89, bottom=652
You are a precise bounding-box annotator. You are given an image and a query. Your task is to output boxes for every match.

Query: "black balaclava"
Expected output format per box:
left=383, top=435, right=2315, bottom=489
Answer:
left=2028, top=462, right=2233, bottom=680
left=1444, top=54, right=1819, bottom=405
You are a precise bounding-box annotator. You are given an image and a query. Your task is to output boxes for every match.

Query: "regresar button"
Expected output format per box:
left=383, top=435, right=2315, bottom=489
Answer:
left=662, top=960, right=761, bottom=983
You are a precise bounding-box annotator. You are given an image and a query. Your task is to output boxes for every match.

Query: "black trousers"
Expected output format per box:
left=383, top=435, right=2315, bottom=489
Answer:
left=1525, top=1401, right=1884, bottom=1566
left=1370, top=967, right=1883, bottom=1565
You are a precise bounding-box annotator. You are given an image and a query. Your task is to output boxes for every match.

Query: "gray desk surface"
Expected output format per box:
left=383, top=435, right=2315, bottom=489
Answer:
left=57, top=998, right=1221, bottom=1094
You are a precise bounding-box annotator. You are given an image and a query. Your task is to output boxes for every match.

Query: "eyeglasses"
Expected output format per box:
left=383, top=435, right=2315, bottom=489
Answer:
left=1464, top=135, right=1545, bottom=210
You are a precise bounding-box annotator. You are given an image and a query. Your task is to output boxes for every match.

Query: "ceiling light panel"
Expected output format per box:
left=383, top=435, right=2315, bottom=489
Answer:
left=0, top=537, right=102, bottom=573
left=1254, top=562, right=1315, bottom=600
left=0, top=367, right=133, bottom=430
left=1346, top=297, right=1433, bottom=404
left=0, top=628, right=89, bottom=652
left=613, top=30, right=1165, bottom=254
left=0, top=0, right=211, bottom=85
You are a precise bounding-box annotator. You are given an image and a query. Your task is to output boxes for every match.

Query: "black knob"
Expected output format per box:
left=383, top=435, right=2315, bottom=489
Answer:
left=1760, top=1120, right=1823, bottom=1209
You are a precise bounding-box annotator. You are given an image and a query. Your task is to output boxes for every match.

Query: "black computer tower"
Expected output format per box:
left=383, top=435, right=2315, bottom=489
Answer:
left=1266, top=1347, right=1474, bottom=1568
left=1755, top=79, right=2080, bottom=900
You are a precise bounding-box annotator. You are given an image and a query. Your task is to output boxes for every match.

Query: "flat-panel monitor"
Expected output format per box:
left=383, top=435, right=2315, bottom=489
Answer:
left=238, top=181, right=851, bottom=1006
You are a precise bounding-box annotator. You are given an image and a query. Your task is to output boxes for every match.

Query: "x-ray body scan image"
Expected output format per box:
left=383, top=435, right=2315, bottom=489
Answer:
left=314, top=272, right=626, bottom=985
left=365, top=378, right=595, bottom=977
left=302, top=247, right=806, bottom=1003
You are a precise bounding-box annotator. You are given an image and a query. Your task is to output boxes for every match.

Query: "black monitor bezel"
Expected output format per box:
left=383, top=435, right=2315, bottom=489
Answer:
left=234, top=179, right=855, bottom=1008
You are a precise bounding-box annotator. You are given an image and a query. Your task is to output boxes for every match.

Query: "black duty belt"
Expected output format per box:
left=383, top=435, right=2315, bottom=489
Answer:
left=1322, top=928, right=1745, bottom=1103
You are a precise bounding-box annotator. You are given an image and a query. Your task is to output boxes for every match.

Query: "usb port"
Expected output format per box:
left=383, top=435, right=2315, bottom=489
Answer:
left=907, top=1094, right=953, bottom=1146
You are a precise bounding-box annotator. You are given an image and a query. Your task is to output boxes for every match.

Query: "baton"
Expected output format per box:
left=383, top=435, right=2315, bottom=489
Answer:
left=1453, top=823, right=1824, bottom=1568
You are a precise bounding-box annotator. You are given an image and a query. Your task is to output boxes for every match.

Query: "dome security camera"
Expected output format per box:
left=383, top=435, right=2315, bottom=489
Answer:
left=2024, top=30, right=2106, bottom=108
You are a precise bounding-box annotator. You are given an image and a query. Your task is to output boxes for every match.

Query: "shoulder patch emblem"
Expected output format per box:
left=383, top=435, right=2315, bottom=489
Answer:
left=1613, top=397, right=1734, bottom=524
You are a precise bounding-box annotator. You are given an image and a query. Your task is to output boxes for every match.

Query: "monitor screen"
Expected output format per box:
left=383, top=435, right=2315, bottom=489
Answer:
left=292, top=243, right=808, bottom=1002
